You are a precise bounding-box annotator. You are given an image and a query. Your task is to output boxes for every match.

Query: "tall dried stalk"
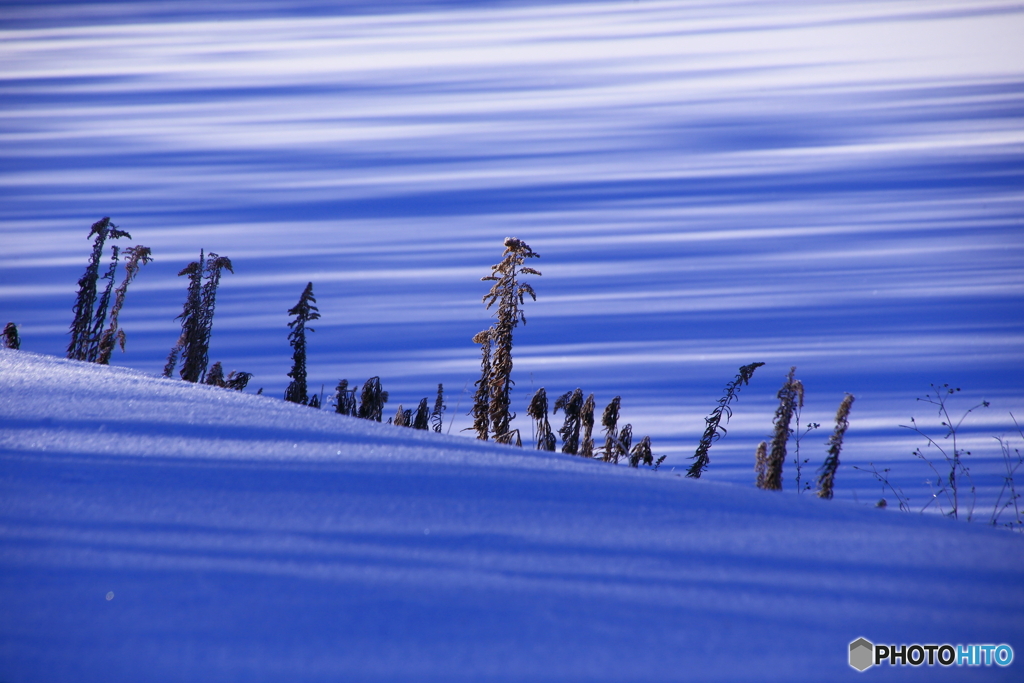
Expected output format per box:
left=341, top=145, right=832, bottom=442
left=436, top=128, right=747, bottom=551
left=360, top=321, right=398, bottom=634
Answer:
left=285, top=282, right=320, bottom=405
left=430, top=384, right=446, bottom=433
left=166, top=251, right=233, bottom=382
left=528, top=388, right=556, bottom=451
left=687, top=362, right=764, bottom=478
left=97, top=245, right=153, bottom=365
left=168, top=255, right=204, bottom=380
left=555, top=388, right=584, bottom=455
left=479, top=237, right=541, bottom=443
left=601, top=396, right=621, bottom=462
left=579, top=394, right=596, bottom=458
left=67, top=217, right=131, bottom=361
left=469, top=329, right=492, bottom=440
left=817, top=394, right=854, bottom=499
left=760, top=367, right=800, bottom=490
left=86, top=245, right=120, bottom=361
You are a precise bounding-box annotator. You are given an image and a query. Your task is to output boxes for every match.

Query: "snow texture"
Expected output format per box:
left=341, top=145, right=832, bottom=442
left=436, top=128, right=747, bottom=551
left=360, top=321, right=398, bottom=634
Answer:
left=1, top=348, right=1021, bottom=681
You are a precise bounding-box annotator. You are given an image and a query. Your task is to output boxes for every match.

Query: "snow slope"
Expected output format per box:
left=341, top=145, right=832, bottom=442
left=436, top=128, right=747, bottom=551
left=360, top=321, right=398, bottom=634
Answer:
left=1, top=348, right=1022, bottom=682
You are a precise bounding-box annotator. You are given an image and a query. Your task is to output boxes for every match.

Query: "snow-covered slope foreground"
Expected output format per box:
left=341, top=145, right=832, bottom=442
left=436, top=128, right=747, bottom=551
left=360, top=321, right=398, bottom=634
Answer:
left=1, top=349, right=1021, bottom=682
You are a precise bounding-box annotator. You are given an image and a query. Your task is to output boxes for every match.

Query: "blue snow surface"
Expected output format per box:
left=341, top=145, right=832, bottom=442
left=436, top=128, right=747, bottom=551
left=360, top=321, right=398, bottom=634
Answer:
left=1, top=0, right=1022, bottom=507
left=1, top=349, right=1023, bottom=682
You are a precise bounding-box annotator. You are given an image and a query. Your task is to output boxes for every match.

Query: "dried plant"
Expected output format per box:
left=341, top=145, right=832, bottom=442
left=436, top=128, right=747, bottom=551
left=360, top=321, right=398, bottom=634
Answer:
left=2, top=323, right=19, bottom=350
left=468, top=329, right=492, bottom=440
left=430, top=384, right=446, bottom=433
left=760, top=367, right=800, bottom=491
left=990, top=414, right=1023, bottom=530
left=162, top=346, right=181, bottom=378
left=579, top=393, right=596, bottom=458
left=852, top=463, right=910, bottom=511
left=284, top=282, right=320, bottom=405
left=479, top=237, right=541, bottom=443
left=67, top=217, right=131, bottom=361
left=223, top=370, right=253, bottom=392
left=687, top=362, right=764, bottom=478
left=393, top=404, right=409, bottom=427
left=629, top=436, right=652, bottom=468
left=204, top=361, right=225, bottom=387
left=165, top=251, right=233, bottom=382
left=791, top=398, right=820, bottom=495
left=333, top=380, right=358, bottom=416
left=601, top=396, right=621, bottom=462
left=817, top=394, right=854, bottom=500
left=754, top=441, right=769, bottom=488
left=86, top=244, right=120, bottom=360
left=900, top=384, right=986, bottom=520
left=613, top=424, right=633, bottom=464
left=528, top=388, right=556, bottom=451
left=199, top=361, right=252, bottom=391
left=165, top=257, right=202, bottom=379
left=196, top=254, right=233, bottom=376
left=495, top=429, right=522, bottom=447
left=412, top=398, right=430, bottom=430
left=358, top=377, right=389, bottom=421
left=96, top=245, right=152, bottom=365
left=555, top=388, right=584, bottom=455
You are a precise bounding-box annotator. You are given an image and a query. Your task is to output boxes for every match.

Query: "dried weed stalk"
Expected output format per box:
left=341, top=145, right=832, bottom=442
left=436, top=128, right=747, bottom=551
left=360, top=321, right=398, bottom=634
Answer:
left=555, top=388, right=584, bottom=455
left=3, top=323, right=20, bottom=350
left=817, top=394, right=854, bottom=499
left=601, top=396, right=621, bottom=462
left=479, top=237, right=541, bottom=443
left=687, top=362, right=764, bottom=478
left=760, top=367, right=800, bottom=491
left=430, top=384, right=446, bottom=433
left=97, top=245, right=152, bottom=364
left=579, top=394, right=596, bottom=458
left=528, top=388, right=557, bottom=451
left=285, top=282, right=320, bottom=405
left=67, top=217, right=132, bottom=361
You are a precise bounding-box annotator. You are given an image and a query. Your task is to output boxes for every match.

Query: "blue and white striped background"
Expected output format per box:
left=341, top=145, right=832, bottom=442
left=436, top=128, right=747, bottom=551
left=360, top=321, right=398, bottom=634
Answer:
left=2, top=0, right=1022, bottom=508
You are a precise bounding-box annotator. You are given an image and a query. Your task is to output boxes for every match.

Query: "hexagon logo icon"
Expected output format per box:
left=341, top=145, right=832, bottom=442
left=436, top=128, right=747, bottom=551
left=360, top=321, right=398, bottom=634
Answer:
left=849, top=638, right=874, bottom=671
